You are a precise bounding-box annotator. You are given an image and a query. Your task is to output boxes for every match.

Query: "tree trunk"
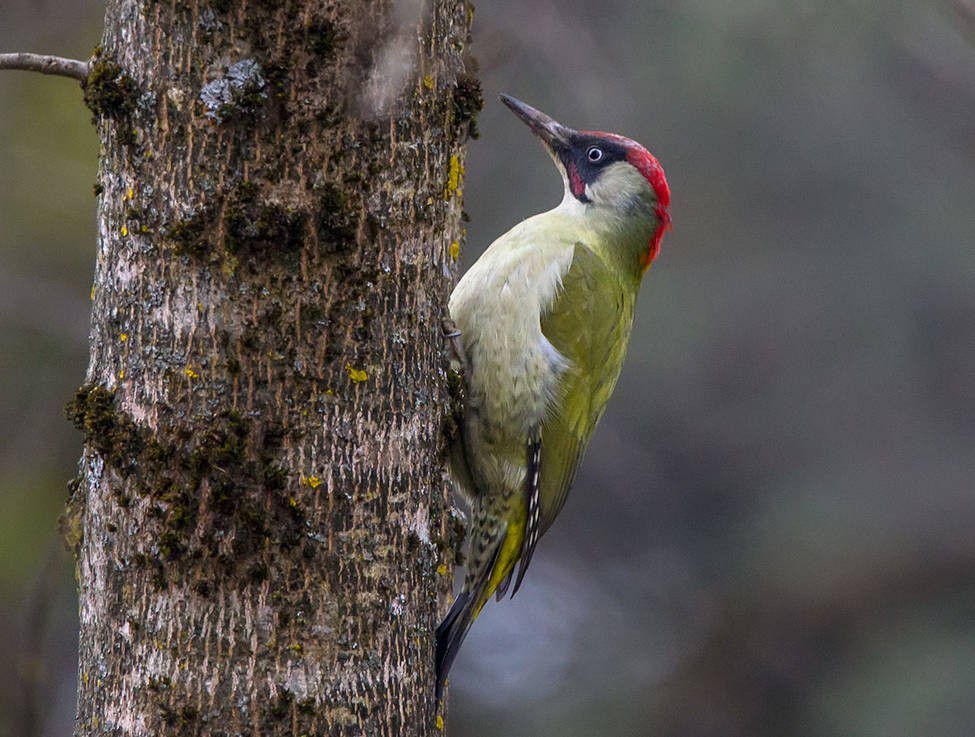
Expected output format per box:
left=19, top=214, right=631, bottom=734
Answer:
left=67, top=1, right=478, bottom=734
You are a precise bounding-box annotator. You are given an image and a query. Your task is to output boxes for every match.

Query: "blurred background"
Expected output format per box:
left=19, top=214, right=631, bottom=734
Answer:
left=2, top=1, right=974, bottom=735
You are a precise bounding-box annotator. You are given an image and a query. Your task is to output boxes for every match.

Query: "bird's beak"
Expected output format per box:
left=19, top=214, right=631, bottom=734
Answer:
left=500, top=94, right=574, bottom=152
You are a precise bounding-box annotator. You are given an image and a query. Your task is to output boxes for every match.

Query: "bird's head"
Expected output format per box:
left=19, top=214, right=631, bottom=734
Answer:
left=501, top=94, right=671, bottom=271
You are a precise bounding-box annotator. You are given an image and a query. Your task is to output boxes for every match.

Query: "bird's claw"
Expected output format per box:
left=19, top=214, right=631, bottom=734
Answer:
left=442, top=318, right=471, bottom=376
left=441, top=318, right=462, bottom=339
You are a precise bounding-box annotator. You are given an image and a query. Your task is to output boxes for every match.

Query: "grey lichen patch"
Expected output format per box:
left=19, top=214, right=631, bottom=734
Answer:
left=200, top=59, right=267, bottom=122
left=197, top=7, right=223, bottom=36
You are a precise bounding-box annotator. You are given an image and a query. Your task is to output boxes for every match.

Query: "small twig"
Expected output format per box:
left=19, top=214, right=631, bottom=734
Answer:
left=0, top=52, right=89, bottom=82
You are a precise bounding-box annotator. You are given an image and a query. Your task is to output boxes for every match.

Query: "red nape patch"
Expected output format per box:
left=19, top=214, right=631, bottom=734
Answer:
left=625, top=147, right=670, bottom=212
left=641, top=203, right=672, bottom=272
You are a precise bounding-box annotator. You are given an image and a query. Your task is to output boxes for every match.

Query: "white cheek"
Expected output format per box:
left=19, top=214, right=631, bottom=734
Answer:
left=557, top=189, right=589, bottom=216
left=584, top=183, right=594, bottom=201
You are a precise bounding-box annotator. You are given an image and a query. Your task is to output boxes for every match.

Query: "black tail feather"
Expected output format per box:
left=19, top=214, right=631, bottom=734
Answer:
left=435, top=591, right=474, bottom=702
left=436, top=520, right=507, bottom=702
left=494, top=570, right=514, bottom=601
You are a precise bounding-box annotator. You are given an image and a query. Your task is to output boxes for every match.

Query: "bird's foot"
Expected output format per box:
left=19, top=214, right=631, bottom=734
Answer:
left=441, top=318, right=470, bottom=377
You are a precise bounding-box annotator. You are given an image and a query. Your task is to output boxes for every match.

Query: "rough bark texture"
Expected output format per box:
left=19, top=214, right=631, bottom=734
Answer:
left=68, top=1, right=478, bottom=734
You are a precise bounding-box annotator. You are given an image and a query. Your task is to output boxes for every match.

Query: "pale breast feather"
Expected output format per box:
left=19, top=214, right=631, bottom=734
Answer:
left=448, top=216, right=577, bottom=439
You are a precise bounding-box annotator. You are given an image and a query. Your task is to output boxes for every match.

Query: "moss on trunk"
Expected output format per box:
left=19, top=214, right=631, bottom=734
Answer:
left=73, top=1, right=480, bottom=734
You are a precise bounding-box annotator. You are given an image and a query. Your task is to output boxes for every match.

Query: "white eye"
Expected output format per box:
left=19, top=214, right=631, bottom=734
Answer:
left=587, top=146, right=604, bottom=162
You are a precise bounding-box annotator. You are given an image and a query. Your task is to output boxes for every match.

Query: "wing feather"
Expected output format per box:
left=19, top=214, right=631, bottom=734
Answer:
left=537, top=243, right=635, bottom=534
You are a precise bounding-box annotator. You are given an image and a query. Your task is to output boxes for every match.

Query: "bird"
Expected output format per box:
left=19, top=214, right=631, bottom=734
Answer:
left=436, top=94, right=671, bottom=701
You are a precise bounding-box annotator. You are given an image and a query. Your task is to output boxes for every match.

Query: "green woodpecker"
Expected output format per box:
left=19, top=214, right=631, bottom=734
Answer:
left=436, top=95, right=671, bottom=699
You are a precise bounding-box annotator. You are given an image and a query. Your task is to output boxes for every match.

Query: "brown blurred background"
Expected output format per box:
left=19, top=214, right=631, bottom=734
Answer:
left=2, top=1, right=974, bottom=736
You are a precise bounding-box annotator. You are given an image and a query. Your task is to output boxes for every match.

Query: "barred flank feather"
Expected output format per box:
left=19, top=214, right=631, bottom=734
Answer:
left=512, top=438, right=542, bottom=596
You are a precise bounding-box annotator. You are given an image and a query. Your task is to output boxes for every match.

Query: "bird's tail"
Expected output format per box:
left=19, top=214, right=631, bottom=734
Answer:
left=436, top=505, right=530, bottom=702
left=435, top=590, right=474, bottom=702
left=435, top=531, right=509, bottom=702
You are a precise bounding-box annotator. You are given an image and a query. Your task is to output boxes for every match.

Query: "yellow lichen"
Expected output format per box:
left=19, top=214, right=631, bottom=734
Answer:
left=345, top=363, right=368, bottom=383
left=437, top=563, right=448, bottom=576
left=436, top=714, right=444, bottom=730
left=90, top=285, right=95, bottom=301
left=306, top=476, right=322, bottom=489
left=120, top=225, right=128, bottom=237
left=125, top=186, right=134, bottom=200
left=443, top=154, right=464, bottom=199
left=119, top=332, right=128, bottom=342
left=118, top=369, right=125, bottom=379
left=448, top=240, right=460, bottom=261
left=184, top=366, right=199, bottom=379
left=222, top=255, right=239, bottom=279
left=423, top=74, right=434, bottom=90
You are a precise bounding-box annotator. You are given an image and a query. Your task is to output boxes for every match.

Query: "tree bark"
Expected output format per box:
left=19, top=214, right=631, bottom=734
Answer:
left=67, top=1, right=478, bottom=734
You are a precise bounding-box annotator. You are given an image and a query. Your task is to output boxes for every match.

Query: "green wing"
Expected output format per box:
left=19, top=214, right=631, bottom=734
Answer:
left=536, top=243, right=636, bottom=535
